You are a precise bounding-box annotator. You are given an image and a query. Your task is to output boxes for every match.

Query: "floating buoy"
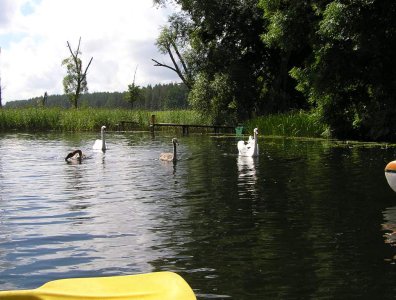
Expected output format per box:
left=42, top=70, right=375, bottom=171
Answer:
left=385, top=161, right=396, bottom=192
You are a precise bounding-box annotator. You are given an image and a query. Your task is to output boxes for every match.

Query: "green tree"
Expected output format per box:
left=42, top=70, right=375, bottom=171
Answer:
left=62, top=37, right=93, bottom=109
left=163, top=83, right=189, bottom=109
left=125, top=66, right=143, bottom=108
left=289, top=1, right=396, bottom=140
left=37, top=91, right=48, bottom=107
left=189, top=72, right=237, bottom=124
left=155, top=0, right=314, bottom=121
left=258, top=0, right=314, bottom=112
left=154, top=0, right=279, bottom=122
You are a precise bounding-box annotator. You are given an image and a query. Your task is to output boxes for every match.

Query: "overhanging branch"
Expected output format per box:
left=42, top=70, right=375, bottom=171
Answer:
left=152, top=59, right=178, bottom=73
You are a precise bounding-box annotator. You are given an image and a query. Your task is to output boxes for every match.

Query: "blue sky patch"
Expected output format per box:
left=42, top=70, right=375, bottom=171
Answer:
left=0, top=32, right=28, bottom=49
left=21, top=0, right=42, bottom=16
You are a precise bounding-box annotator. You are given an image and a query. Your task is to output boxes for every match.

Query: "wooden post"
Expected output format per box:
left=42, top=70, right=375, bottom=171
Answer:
left=182, top=125, right=189, bottom=135
left=150, top=114, right=156, bottom=133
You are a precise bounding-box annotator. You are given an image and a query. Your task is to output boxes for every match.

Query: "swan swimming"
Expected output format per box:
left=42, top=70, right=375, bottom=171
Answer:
left=160, top=138, right=179, bottom=162
left=65, top=149, right=84, bottom=163
left=93, top=125, right=107, bottom=151
left=237, top=128, right=259, bottom=157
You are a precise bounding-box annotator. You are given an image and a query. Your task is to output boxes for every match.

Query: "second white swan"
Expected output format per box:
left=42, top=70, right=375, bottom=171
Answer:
left=93, top=125, right=107, bottom=151
left=237, top=128, right=259, bottom=157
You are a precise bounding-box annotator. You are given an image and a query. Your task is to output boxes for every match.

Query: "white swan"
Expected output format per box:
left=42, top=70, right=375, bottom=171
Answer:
left=160, top=138, right=178, bottom=162
left=93, top=125, right=107, bottom=151
left=237, top=128, right=259, bottom=157
left=65, top=149, right=85, bottom=163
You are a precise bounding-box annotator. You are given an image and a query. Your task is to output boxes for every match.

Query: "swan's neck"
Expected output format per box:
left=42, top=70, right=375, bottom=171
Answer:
left=101, top=129, right=106, bottom=149
left=253, top=131, right=258, bottom=155
left=173, top=142, right=177, bottom=161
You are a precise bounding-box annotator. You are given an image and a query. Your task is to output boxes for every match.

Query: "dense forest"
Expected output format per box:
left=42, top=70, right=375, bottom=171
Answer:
left=5, top=83, right=189, bottom=110
left=152, top=0, right=396, bottom=141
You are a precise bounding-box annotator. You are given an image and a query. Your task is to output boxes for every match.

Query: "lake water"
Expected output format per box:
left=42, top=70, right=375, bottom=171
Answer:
left=0, top=131, right=396, bottom=299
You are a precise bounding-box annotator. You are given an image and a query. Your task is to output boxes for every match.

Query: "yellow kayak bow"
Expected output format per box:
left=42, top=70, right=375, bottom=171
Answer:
left=0, top=271, right=196, bottom=300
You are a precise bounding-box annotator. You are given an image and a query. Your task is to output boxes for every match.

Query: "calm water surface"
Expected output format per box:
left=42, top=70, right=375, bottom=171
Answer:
left=0, top=131, right=396, bottom=299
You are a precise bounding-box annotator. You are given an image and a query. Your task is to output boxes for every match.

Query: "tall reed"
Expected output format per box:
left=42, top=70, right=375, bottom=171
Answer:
left=0, top=108, right=211, bottom=132
left=0, top=108, right=328, bottom=138
left=244, top=110, right=328, bottom=138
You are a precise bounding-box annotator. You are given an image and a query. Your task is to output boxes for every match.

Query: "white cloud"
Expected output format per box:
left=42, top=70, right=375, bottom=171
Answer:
left=0, top=0, right=180, bottom=103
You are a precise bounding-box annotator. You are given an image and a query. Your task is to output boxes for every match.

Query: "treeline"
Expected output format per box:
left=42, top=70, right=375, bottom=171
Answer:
left=5, top=83, right=189, bottom=110
left=153, top=0, right=396, bottom=141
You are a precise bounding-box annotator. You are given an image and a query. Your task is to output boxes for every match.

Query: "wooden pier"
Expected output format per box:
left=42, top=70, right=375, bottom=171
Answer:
left=149, top=115, right=235, bottom=135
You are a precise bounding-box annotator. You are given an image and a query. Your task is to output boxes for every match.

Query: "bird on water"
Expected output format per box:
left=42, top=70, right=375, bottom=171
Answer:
left=160, top=138, right=179, bottom=162
left=65, top=149, right=84, bottom=163
left=93, top=125, right=107, bottom=151
left=237, top=128, right=259, bottom=157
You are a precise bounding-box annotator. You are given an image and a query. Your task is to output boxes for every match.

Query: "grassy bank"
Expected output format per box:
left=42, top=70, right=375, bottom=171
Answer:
left=0, top=108, right=210, bottom=132
left=0, top=107, right=328, bottom=138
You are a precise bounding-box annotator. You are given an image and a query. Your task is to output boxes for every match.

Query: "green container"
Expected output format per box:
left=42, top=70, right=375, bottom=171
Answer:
left=235, top=126, right=244, bottom=135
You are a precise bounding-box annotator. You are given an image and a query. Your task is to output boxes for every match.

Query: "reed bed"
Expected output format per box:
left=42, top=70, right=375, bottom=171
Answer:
left=0, top=108, right=328, bottom=138
left=244, top=110, right=328, bottom=138
left=0, top=108, right=210, bottom=132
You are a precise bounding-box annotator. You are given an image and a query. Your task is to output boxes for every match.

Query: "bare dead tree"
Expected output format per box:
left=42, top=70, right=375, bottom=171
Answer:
left=62, top=37, right=93, bottom=108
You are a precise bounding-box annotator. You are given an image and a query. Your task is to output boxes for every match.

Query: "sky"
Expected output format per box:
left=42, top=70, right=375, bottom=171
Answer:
left=0, top=0, right=180, bottom=103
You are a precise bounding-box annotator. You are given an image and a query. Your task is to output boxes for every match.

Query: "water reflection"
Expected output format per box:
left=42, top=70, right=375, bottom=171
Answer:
left=237, top=156, right=258, bottom=198
left=160, top=160, right=177, bottom=175
left=382, top=206, right=396, bottom=261
left=1, top=133, right=396, bottom=299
